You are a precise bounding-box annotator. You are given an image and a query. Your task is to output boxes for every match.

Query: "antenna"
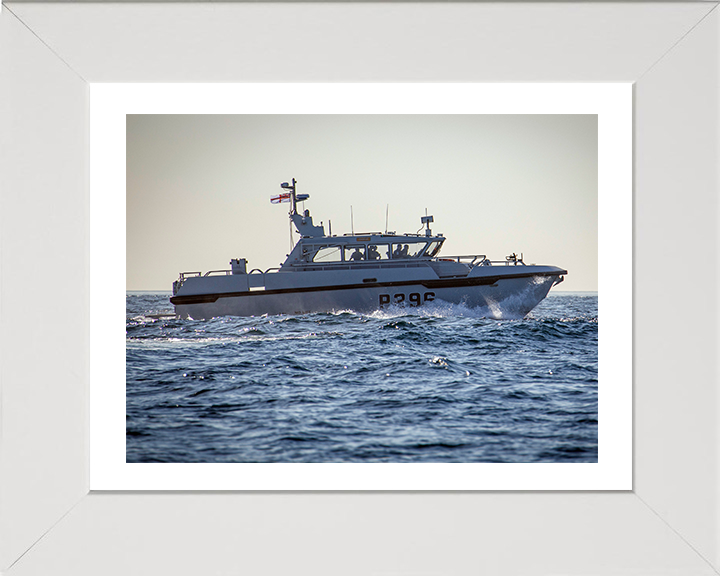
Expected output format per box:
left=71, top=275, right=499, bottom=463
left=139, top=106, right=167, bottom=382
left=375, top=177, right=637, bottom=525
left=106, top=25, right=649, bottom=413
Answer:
left=351, top=205, right=354, bottom=235
left=280, top=179, right=298, bottom=250
left=385, top=204, right=389, bottom=234
left=280, top=178, right=298, bottom=214
left=420, top=212, right=434, bottom=237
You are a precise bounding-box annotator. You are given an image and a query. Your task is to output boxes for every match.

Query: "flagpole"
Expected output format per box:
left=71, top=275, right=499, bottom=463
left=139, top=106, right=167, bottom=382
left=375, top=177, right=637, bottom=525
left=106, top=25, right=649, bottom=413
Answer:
left=289, top=178, right=297, bottom=250
left=275, top=178, right=299, bottom=251
left=290, top=177, right=297, bottom=215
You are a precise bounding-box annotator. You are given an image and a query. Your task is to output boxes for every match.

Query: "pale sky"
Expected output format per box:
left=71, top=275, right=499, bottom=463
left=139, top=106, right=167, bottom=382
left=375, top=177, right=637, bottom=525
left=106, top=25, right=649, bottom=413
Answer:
left=127, top=114, right=597, bottom=291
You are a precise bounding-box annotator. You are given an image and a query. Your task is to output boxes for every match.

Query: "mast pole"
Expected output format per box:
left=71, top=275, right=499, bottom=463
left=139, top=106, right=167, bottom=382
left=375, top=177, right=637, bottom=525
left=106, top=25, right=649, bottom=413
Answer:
left=284, top=178, right=298, bottom=250
left=290, top=178, right=298, bottom=215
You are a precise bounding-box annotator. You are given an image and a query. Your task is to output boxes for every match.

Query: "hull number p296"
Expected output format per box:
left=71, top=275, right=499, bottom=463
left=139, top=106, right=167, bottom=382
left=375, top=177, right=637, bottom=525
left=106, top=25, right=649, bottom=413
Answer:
left=379, top=292, right=435, bottom=307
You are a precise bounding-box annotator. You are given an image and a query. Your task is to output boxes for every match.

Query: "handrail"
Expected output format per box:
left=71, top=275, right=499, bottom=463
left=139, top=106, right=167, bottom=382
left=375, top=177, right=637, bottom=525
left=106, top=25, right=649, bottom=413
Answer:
left=203, top=269, right=232, bottom=276
left=437, top=255, right=487, bottom=267
left=435, top=255, right=525, bottom=267
left=178, top=271, right=202, bottom=281
left=486, top=259, right=527, bottom=266
left=246, top=268, right=267, bottom=289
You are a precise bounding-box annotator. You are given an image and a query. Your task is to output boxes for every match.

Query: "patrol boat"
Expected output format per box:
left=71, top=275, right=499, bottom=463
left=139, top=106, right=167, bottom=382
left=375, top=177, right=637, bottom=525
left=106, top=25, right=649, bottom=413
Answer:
left=170, top=179, right=566, bottom=319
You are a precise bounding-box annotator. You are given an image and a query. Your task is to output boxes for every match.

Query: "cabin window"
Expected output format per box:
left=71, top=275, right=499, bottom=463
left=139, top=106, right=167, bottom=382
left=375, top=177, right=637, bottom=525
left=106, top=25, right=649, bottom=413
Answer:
left=312, top=245, right=342, bottom=263
left=425, top=241, right=443, bottom=257
left=391, top=242, right=427, bottom=258
left=367, top=244, right=391, bottom=260
left=344, top=245, right=366, bottom=262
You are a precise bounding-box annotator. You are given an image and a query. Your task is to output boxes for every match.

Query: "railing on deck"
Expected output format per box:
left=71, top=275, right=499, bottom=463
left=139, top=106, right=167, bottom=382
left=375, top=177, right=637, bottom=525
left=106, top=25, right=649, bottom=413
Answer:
left=246, top=267, right=282, bottom=289
left=177, top=271, right=201, bottom=281
left=247, top=267, right=281, bottom=277
left=437, top=255, right=487, bottom=267
left=439, top=254, right=527, bottom=268
left=175, top=267, right=281, bottom=294
left=178, top=267, right=281, bottom=282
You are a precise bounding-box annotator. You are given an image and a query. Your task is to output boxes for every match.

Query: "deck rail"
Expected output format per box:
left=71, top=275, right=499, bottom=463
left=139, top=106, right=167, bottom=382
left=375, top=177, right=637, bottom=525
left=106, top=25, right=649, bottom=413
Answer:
left=176, top=267, right=281, bottom=293
left=437, top=255, right=487, bottom=267
left=440, top=254, right=527, bottom=268
left=246, top=267, right=281, bottom=289
left=178, top=271, right=202, bottom=281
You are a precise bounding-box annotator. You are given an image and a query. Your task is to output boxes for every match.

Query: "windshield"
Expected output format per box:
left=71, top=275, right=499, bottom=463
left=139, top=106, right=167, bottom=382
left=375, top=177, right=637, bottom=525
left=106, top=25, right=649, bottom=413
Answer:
left=425, top=240, right=443, bottom=257
left=391, top=242, right=426, bottom=258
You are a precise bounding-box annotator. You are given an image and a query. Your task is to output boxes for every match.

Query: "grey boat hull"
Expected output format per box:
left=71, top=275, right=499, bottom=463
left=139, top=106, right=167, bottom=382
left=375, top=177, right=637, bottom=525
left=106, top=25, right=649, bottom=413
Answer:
left=172, top=269, right=564, bottom=320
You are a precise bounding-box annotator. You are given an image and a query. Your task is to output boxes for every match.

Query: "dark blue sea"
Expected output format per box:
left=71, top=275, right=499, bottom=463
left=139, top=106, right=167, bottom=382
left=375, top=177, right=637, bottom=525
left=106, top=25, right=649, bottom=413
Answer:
left=126, top=292, right=598, bottom=463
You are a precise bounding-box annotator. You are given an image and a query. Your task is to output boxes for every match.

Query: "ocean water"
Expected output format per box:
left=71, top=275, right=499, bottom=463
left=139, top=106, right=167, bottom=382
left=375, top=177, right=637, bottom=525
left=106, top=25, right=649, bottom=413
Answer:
left=126, top=292, right=598, bottom=463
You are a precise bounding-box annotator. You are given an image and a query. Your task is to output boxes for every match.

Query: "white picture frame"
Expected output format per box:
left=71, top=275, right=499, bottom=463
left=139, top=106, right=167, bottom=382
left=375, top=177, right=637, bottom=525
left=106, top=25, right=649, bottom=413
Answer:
left=1, top=2, right=718, bottom=574
left=95, top=83, right=629, bottom=491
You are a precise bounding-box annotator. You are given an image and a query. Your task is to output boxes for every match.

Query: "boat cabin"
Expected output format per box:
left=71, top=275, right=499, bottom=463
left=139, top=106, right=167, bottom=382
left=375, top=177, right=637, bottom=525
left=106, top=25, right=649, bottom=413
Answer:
left=288, top=236, right=444, bottom=267
left=277, top=179, right=445, bottom=269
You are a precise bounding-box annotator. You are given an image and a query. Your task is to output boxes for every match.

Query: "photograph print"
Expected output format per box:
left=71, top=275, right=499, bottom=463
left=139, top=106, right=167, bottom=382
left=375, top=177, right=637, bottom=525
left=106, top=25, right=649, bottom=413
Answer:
left=126, top=114, right=598, bottom=464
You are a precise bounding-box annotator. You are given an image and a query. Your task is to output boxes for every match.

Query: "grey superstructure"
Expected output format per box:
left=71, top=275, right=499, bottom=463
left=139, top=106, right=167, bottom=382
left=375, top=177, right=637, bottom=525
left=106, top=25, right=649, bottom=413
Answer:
left=170, top=179, right=566, bottom=319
